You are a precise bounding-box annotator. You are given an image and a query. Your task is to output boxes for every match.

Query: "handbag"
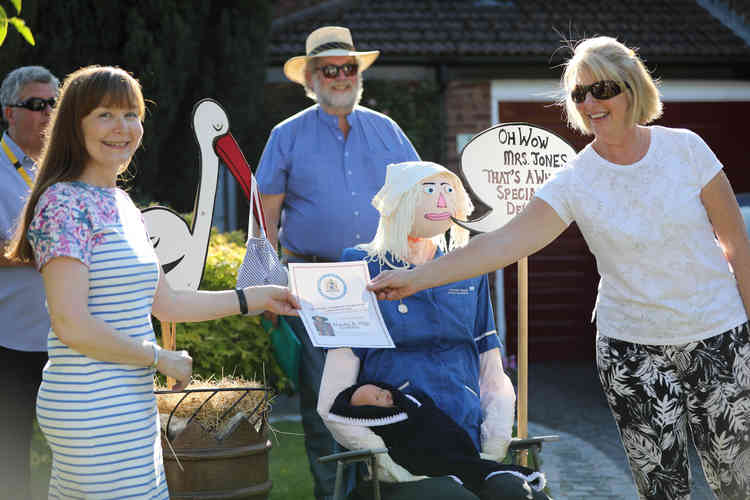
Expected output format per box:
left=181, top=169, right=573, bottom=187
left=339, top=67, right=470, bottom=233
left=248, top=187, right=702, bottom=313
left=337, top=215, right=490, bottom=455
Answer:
left=236, top=172, right=288, bottom=292
left=236, top=171, right=299, bottom=391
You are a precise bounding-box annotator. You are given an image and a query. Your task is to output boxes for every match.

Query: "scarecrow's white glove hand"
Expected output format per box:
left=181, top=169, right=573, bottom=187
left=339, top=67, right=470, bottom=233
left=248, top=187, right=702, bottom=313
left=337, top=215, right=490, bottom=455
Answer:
left=479, top=348, right=516, bottom=462
left=317, top=348, right=427, bottom=483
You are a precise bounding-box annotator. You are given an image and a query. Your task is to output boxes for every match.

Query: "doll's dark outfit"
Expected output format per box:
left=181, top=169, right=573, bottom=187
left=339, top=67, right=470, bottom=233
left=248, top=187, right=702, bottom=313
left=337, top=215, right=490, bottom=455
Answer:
left=329, top=383, right=545, bottom=496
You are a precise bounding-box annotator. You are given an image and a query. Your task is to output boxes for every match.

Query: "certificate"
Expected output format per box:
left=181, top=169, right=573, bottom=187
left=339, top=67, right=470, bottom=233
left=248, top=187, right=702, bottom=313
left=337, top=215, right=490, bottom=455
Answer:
left=287, top=261, right=395, bottom=348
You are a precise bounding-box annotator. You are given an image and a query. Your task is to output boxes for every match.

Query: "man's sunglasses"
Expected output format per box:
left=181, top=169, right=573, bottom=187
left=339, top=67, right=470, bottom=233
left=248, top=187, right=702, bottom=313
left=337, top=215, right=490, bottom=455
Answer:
left=571, top=80, right=630, bottom=104
left=8, top=97, right=57, bottom=112
left=316, top=63, right=359, bottom=79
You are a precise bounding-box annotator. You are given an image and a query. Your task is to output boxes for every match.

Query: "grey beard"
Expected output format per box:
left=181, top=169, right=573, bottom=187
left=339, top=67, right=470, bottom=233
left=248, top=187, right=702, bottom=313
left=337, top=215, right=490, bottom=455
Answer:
left=312, top=75, right=363, bottom=111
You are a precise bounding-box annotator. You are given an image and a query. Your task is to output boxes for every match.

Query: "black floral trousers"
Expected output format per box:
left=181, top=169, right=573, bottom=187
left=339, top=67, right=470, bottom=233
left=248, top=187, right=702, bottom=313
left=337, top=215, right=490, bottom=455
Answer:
left=596, top=323, right=750, bottom=500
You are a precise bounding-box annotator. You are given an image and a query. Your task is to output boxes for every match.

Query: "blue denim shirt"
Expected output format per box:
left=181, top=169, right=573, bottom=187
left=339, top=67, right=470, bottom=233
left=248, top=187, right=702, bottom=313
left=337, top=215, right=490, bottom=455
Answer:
left=342, top=248, right=500, bottom=451
left=0, top=132, right=49, bottom=351
left=256, top=105, right=419, bottom=261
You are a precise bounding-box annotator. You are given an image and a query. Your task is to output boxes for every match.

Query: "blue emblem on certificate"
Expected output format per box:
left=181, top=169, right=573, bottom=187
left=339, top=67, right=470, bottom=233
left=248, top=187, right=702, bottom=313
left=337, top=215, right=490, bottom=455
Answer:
left=317, top=273, right=347, bottom=300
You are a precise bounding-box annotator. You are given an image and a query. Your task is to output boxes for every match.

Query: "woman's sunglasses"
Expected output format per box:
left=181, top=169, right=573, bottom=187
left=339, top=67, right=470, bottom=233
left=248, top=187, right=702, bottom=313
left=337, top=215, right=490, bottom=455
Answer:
left=8, top=97, right=57, bottom=112
left=570, top=81, right=629, bottom=104
left=316, top=63, right=359, bottom=79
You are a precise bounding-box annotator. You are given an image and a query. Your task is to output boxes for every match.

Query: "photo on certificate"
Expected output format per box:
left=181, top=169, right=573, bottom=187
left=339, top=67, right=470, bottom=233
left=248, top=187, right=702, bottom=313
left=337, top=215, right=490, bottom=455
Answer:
left=287, top=261, right=395, bottom=348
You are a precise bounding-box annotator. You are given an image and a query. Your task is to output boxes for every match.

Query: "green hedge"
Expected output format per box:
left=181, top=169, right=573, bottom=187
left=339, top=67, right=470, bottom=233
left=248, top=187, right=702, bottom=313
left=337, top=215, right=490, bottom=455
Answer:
left=155, top=228, right=293, bottom=394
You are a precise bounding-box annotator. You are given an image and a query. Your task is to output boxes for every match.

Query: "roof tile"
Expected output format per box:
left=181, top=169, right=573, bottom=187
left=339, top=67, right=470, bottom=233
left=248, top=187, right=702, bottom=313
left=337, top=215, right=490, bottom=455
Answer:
left=269, top=0, right=750, bottom=62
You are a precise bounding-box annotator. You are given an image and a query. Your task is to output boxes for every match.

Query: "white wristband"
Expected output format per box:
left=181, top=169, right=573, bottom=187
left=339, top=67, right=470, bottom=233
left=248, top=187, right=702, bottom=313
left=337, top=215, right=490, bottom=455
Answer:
left=150, top=343, right=161, bottom=369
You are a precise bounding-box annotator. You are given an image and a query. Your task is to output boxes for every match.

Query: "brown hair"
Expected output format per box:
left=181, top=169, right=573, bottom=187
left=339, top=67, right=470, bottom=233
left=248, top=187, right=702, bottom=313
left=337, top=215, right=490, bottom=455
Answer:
left=6, top=65, right=145, bottom=264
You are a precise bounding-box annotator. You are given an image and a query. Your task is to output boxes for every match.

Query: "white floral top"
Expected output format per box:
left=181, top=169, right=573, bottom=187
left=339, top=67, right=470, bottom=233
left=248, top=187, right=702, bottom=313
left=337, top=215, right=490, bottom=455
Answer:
left=536, top=126, right=747, bottom=345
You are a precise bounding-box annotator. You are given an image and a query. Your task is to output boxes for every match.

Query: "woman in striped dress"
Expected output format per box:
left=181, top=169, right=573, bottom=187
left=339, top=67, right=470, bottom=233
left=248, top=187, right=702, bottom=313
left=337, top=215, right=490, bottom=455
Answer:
left=7, top=65, right=299, bottom=499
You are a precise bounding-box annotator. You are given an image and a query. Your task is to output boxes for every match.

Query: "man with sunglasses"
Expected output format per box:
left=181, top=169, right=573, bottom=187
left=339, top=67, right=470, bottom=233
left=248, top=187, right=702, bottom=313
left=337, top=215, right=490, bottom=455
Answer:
left=255, top=26, right=419, bottom=500
left=0, top=65, right=58, bottom=500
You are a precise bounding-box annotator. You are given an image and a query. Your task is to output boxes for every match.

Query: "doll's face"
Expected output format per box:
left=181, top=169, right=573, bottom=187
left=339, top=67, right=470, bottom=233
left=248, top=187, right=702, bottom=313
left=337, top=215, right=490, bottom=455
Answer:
left=351, top=384, right=394, bottom=408
left=409, top=173, right=457, bottom=239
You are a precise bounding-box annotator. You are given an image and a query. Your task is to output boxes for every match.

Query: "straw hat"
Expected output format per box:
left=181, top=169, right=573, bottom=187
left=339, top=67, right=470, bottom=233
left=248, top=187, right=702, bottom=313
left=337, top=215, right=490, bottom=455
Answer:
left=372, top=161, right=462, bottom=217
left=283, top=26, right=380, bottom=86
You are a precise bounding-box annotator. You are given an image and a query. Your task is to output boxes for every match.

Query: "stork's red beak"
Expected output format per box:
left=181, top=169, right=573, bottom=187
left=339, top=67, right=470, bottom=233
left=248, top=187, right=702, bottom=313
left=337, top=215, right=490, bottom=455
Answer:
left=215, top=133, right=252, bottom=201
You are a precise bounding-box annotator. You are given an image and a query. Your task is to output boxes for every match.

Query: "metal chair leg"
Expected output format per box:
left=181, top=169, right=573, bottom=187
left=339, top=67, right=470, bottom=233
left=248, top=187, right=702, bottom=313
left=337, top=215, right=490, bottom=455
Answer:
left=333, top=460, right=345, bottom=499
left=370, top=455, right=380, bottom=500
left=319, top=448, right=388, bottom=500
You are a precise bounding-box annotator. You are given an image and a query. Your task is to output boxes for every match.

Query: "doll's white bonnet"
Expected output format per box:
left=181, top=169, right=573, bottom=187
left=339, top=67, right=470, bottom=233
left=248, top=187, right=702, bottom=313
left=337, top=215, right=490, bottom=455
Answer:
left=372, top=161, right=462, bottom=216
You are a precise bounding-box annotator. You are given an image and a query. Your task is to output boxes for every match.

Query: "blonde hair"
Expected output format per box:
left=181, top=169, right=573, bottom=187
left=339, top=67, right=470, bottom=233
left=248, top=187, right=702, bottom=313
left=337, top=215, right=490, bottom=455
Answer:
left=358, top=173, right=474, bottom=268
left=560, top=36, right=662, bottom=135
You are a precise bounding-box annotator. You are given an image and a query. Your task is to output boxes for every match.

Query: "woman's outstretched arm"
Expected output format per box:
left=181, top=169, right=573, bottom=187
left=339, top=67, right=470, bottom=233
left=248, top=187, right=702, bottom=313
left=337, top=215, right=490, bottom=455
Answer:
left=151, top=268, right=299, bottom=323
left=369, top=197, right=567, bottom=300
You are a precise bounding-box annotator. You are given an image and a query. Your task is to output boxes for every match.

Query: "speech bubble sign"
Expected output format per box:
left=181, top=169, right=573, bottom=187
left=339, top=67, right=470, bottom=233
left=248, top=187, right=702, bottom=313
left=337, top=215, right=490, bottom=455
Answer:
left=455, top=122, right=576, bottom=233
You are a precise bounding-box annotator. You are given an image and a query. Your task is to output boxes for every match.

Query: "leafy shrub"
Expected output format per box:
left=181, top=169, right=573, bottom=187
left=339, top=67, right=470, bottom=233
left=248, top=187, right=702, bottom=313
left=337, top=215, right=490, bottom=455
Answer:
left=155, top=228, right=293, bottom=394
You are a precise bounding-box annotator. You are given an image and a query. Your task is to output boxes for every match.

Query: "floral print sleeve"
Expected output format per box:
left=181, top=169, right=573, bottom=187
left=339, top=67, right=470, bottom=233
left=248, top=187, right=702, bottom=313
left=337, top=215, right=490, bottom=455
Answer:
left=28, top=183, right=96, bottom=270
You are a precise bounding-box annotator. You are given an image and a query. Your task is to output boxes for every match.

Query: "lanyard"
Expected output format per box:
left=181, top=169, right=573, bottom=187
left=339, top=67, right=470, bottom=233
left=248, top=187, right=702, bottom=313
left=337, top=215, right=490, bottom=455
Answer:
left=1, top=136, right=33, bottom=188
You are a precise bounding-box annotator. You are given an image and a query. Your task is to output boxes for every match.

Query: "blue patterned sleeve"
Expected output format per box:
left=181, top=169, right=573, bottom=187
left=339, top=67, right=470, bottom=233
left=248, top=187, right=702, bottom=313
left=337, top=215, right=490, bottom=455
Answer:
left=474, top=274, right=500, bottom=354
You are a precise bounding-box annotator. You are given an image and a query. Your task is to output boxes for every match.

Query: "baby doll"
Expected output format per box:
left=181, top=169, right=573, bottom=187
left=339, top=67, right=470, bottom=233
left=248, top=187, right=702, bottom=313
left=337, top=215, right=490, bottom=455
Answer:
left=328, top=382, right=546, bottom=495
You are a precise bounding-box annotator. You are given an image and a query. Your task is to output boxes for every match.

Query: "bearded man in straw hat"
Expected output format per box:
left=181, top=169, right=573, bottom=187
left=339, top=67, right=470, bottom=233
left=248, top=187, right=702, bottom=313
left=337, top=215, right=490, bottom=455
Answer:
left=255, top=26, right=419, bottom=499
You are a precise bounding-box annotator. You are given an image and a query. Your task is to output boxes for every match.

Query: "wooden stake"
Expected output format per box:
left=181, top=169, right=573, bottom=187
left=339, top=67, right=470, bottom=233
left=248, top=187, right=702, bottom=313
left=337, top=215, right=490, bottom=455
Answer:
left=160, top=320, right=177, bottom=388
left=517, top=257, right=529, bottom=466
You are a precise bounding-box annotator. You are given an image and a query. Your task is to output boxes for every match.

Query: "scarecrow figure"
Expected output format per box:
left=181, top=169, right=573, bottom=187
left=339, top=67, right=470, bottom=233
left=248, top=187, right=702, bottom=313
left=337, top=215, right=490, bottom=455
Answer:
left=317, top=162, right=548, bottom=499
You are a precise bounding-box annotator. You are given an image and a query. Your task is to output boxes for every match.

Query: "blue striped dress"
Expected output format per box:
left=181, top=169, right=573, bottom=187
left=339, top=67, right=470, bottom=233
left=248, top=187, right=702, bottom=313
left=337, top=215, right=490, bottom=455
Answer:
left=28, top=181, right=169, bottom=500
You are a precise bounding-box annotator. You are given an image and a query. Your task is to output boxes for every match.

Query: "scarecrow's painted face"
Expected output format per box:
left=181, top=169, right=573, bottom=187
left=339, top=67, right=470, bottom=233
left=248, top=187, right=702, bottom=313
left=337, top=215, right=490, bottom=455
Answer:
left=410, top=173, right=457, bottom=239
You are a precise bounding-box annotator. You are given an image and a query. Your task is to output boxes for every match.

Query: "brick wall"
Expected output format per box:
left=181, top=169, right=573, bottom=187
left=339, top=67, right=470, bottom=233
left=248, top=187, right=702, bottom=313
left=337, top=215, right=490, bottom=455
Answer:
left=442, top=80, right=491, bottom=172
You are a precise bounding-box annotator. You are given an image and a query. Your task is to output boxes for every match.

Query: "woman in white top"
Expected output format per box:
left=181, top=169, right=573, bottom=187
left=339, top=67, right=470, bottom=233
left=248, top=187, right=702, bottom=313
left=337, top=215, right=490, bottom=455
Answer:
left=368, top=36, right=750, bottom=500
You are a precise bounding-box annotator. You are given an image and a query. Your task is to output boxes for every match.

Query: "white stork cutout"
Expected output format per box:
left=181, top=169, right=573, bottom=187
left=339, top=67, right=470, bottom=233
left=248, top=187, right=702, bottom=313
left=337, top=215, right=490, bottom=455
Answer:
left=142, top=99, right=254, bottom=357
